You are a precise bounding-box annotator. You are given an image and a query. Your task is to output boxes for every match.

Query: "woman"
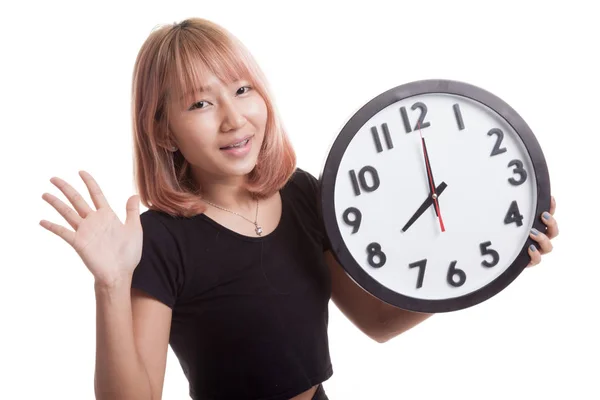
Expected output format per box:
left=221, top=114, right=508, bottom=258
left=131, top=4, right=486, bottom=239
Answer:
left=39, top=18, right=559, bottom=400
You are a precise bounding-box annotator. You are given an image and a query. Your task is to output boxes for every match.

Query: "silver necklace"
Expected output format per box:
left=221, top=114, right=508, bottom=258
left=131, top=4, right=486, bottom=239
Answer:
left=201, top=197, right=263, bottom=236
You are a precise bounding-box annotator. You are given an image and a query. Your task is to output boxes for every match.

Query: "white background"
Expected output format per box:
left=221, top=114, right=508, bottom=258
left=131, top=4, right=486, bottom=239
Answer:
left=2, top=1, right=598, bottom=399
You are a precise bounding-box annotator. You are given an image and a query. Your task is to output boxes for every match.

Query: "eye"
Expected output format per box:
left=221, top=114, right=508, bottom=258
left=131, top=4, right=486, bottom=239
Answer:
left=189, top=100, right=211, bottom=111
left=236, top=85, right=252, bottom=95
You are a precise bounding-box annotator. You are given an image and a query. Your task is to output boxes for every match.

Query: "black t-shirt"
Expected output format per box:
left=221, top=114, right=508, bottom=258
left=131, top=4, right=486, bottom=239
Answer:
left=131, top=167, right=334, bottom=400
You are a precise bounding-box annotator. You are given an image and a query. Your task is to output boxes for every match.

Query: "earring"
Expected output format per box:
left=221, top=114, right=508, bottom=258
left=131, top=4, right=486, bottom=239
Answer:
left=170, top=146, right=178, bottom=152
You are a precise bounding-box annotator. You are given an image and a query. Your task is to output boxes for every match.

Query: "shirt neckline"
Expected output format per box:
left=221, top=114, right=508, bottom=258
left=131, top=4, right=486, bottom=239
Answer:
left=194, top=190, right=286, bottom=242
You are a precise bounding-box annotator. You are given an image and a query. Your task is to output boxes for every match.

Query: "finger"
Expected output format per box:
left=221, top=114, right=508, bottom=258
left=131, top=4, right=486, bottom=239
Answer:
left=541, top=210, right=559, bottom=239
left=549, top=196, right=556, bottom=215
left=527, top=243, right=542, bottom=267
left=530, top=228, right=553, bottom=254
left=79, top=170, right=110, bottom=211
left=39, top=219, right=76, bottom=247
left=50, top=176, right=94, bottom=218
left=42, top=192, right=83, bottom=230
left=125, top=195, right=141, bottom=228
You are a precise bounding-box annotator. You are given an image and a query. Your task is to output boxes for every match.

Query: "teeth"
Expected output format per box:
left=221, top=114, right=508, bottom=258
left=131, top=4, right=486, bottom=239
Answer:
left=223, top=138, right=249, bottom=149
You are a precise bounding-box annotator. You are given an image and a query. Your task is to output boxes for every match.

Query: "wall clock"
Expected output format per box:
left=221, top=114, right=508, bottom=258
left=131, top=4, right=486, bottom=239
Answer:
left=319, top=79, right=551, bottom=313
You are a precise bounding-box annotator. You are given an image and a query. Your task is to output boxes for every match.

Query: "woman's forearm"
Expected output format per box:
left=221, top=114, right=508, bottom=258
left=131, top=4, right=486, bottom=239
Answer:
left=94, top=277, right=152, bottom=400
left=375, top=302, right=434, bottom=343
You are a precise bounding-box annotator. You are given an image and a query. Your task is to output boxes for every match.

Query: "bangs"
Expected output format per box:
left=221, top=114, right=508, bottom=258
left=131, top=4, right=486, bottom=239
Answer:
left=166, top=28, right=254, bottom=109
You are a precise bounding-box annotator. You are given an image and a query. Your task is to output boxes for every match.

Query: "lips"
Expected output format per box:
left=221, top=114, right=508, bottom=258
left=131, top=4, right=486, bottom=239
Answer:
left=220, top=135, right=253, bottom=150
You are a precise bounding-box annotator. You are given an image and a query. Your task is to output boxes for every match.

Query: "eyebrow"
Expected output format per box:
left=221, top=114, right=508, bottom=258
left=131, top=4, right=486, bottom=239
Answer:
left=195, top=85, right=213, bottom=93
left=180, top=85, right=212, bottom=101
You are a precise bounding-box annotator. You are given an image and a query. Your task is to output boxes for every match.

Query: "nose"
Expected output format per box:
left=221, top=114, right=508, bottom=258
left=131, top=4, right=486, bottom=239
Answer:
left=220, top=99, right=246, bottom=132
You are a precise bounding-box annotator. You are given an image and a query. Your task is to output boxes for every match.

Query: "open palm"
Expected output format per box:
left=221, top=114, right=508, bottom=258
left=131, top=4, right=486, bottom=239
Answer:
left=40, top=171, right=143, bottom=287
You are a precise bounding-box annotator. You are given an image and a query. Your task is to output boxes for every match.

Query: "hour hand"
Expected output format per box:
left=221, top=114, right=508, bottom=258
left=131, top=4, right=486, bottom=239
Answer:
left=401, top=182, right=448, bottom=233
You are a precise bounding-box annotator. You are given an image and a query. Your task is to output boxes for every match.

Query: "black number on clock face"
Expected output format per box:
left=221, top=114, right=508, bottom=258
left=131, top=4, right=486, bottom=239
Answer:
left=453, top=103, right=465, bottom=130
left=342, top=207, right=362, bottom=233
left=480, top=241, right=500, bottom=268
left=371, top=123, right=393, bottom=153
left=447, top=261, right=467, bottom=287
left=349, top=166, right=380, bottom=196
left=400, top=102, right=431, bottom=133
left=367, top=242, right=386, bottom=268
left=488, top=128, right=508, bottom=156
left=508, top=159, right=527, bottom=186
left=408, top=259, right=467, bottom=289
left=409, top=259, right=427, bottom=289
left=504, top=200, right=524, bottom=227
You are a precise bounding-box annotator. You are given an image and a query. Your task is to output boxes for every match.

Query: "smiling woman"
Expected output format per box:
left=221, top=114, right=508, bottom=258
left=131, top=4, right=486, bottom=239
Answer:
left=84, top=16, right=339, bottom=400
left=37, top=14, right=561, bottom=400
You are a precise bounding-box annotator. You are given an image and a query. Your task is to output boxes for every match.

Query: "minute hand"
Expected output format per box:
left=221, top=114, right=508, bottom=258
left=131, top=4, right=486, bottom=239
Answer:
left=402, top=181, right=448, bottom=233
left=420, top=133, right=446, bottom=232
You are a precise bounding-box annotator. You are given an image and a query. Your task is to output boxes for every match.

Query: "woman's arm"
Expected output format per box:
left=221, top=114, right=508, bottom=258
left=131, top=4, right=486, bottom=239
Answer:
left=94, top=277, right=171, bottom=400
left=326, top=251, right=433, bottom=343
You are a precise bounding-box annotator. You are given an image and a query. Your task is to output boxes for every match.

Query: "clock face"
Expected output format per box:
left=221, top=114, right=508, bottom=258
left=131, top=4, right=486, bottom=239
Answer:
left=320, top=80, right=551, bottom=312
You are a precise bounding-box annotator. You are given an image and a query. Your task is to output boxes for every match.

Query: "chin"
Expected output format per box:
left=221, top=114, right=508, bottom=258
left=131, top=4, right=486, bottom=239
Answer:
left=227, top=164, right=257, bottom=177
left=220, top=156, right=259, bottom=178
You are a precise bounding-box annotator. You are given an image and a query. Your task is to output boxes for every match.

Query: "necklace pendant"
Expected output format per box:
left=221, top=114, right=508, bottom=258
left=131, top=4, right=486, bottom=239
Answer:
left=255, top=225, right=263, bottom=236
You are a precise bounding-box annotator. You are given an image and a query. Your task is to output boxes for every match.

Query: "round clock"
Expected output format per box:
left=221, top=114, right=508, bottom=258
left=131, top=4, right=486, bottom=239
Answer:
left=319, top=79, right=551, bottom=313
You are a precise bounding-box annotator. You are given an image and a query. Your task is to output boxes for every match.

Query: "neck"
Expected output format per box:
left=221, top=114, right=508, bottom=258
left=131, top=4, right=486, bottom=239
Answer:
left=193, top=170, right=255, bottom=212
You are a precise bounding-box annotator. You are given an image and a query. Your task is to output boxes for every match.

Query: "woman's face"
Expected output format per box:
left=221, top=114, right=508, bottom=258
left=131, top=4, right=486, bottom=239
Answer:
left=166, top=69, right=268, bottom=184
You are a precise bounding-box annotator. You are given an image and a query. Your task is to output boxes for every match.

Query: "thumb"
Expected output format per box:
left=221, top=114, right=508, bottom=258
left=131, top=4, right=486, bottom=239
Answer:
left=125, top=195, right=141, bottom=227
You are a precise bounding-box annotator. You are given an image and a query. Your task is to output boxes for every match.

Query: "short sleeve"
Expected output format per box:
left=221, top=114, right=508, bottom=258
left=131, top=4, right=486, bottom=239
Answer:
left=131, top=211, right=184, bottom=309
left=299, top=168, right=333, bottom=253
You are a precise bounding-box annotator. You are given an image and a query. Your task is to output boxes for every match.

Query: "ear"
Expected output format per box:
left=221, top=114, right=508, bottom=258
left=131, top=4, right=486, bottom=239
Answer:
left=165, top=129, right=179, bottom=152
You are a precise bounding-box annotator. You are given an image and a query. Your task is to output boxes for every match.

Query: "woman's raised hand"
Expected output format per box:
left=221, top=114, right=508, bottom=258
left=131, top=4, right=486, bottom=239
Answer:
left=40, top=171, right=143, bottom=288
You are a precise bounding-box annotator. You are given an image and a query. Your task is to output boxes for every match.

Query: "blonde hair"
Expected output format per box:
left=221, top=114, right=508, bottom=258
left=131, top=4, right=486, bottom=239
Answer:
left=131, top=18, right=297, bottom=218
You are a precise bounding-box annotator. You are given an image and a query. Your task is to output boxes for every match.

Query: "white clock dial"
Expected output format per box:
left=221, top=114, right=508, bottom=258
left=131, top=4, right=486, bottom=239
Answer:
left=333, top=93, right=537, bottom=301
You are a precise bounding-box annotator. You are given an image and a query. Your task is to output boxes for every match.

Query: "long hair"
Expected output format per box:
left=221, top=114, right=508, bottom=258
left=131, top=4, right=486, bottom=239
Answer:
left=131, top=18, right=297, bottom=218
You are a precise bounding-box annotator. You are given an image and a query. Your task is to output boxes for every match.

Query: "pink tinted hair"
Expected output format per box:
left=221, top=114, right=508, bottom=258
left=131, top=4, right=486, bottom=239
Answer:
left=131, top=18, right=297, bottom=218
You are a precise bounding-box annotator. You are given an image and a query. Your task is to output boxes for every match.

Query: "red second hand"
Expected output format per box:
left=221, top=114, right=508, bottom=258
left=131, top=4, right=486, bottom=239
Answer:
left=419, top=127, right=446, bottom=232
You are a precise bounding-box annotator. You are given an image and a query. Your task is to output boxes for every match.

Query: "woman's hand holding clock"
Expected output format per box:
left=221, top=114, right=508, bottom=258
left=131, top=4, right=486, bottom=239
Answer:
left=527, top=196, right=558, bottom=267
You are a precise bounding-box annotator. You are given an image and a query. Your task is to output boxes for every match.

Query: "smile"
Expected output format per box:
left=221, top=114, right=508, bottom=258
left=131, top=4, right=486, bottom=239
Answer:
left=221, top=138, right=250, bottom=150
left=219, top=136, right=253, bottom=157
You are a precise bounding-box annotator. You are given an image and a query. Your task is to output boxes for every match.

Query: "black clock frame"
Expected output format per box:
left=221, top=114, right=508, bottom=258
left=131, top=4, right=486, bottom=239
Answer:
left=318, top=79, right=551, bottom=313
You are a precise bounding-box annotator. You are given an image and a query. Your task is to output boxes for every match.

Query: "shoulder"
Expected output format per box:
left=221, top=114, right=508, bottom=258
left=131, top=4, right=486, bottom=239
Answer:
left=285, top=167, right=321, bottom=196
left=282, top=167, right=323, bottom=216
left=284, top=167, right=332, bottom=251
left=132, top=209, right=185, bottom=308
left=140, top=209, right=175, bottom=234
left=138, top=209, right=186, bottom=252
